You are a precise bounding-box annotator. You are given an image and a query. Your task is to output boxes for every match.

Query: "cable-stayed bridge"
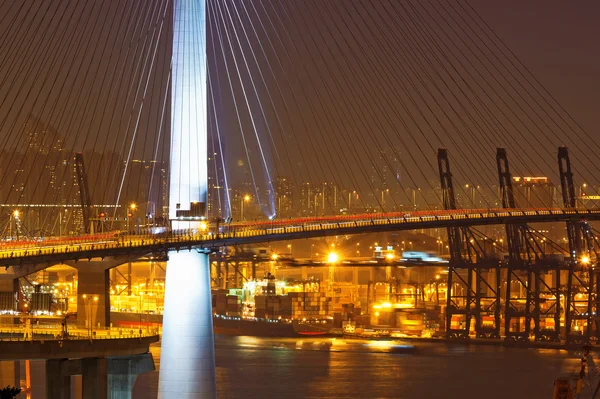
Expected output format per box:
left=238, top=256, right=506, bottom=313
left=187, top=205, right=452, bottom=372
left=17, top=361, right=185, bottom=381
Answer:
left=0, top=207, right=597, bottom=266
left=1, top=0, right=600, bottom=397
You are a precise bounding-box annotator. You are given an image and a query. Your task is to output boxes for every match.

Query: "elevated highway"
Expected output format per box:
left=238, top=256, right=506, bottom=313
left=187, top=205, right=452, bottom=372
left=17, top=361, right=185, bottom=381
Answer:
left=0, top=208, right=597, bottom=266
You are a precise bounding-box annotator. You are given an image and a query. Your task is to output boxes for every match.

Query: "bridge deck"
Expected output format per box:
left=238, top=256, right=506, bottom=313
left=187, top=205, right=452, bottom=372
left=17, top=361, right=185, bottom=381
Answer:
left=0, top=208, right=597, bottom=266
left=0, top=335, right=158, bottom=360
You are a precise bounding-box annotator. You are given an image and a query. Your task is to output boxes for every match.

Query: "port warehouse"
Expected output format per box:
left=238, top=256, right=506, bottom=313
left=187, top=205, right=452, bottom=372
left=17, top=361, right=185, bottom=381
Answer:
left=0, top=246, right=574, bottom=337
left=210, top=264, right=556, bottom=336
left=0, top=261, right=563, bottom=336
left=210, top=265, right=448, bottom=335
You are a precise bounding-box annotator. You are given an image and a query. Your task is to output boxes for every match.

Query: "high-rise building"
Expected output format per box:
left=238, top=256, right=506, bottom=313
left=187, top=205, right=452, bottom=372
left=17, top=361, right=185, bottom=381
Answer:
left=512, top=177, right=556, bottom=208
left=275, top=177, right=293, bottom=217
left=300, top=182, right=313, bottom=216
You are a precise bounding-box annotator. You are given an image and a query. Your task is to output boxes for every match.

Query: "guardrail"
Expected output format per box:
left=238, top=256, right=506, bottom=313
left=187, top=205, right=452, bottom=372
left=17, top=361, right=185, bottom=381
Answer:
left=0, top=208, right=598, bottom=261
left=0, top=324, right=159, bottom=341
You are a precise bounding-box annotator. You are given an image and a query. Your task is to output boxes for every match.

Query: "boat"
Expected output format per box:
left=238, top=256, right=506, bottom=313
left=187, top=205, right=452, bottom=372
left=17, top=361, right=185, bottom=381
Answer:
left=110, top=311, right=333, bottom=337
left=213, top=315, right=333, bottom=337
left=553, top=345, right=600, bottom=399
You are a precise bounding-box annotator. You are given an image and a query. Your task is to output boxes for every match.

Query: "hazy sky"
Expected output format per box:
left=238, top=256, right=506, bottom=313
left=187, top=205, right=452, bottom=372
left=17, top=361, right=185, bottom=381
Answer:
left=473, top=0, right=600, bottom=131
left=0, top=0, right=598, bottom=211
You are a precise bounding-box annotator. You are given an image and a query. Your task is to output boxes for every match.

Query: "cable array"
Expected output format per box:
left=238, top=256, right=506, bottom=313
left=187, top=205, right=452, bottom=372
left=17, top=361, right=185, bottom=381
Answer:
left=0, top=0, right=597, bottom=236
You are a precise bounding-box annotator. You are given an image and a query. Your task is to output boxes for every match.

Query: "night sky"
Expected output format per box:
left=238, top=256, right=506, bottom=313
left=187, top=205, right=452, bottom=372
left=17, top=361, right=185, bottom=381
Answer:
left=0, top=0, right=598, bottom=212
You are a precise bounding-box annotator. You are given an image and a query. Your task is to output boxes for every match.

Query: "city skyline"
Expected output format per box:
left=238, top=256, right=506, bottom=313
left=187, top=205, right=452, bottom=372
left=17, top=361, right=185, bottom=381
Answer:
left=0, top=1, right=599, bottom=224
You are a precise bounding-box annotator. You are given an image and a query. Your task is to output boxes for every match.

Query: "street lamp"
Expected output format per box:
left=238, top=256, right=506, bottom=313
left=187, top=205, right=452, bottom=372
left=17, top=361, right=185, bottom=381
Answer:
left=139, top=292, right=144, bottom=336
left=381, top=188, right=389, bottom=208
left=348, top=190, right=356, bottom=212
left=287, top=244, right=292, bottom=256
left=241, top=195, right=250, bottom=221
left=581, top=256, right=591, bottom=265
left=327, top=252, right=339, bottom=264
left=327, top=252, right=339, bottom=287
left=128, top=203, right=137, bottom=234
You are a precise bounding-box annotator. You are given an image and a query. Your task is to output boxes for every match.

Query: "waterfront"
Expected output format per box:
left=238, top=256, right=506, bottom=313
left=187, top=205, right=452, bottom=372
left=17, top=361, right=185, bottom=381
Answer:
left=132, top=336, right=584, bottom=398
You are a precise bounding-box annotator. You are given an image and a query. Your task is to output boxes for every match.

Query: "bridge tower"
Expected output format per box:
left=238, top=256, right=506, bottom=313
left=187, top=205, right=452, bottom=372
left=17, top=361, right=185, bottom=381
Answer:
left=498, top=148, right=561, bottom=342
left=158, top=0, right=216, bottom=398
left=438, top=149, right=501, bottom=339
left=559, top=147, right=599, bottom=345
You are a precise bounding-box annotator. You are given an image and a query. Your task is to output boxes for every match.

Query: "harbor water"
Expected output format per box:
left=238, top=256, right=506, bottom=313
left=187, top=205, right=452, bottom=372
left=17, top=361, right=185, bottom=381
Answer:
left=132, top=336, right=588, bottom=398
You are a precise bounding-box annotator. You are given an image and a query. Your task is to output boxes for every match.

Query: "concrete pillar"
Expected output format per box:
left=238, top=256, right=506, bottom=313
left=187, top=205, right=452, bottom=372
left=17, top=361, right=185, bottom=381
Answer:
left=107, top=354, right=154, bottom=399
left=352, top=268, right=359, bottom=285
left=0, top=277, right=14, bottom=291
left=46, top=359, right=71, bottom=399
left=0, top=360, right=19, bottom=395
left=71, top=375, right=82, bottom=399
left=163, top=0, right=213, bottom=394
left=0, top=271, right=17, bottom=311
left=159, top=250, right=216, bottom=398
left=77, top=269, right=110, bottom=327
left=82, top=358, right=107, bottom=399
left=29, top=360, right=47, bottom=399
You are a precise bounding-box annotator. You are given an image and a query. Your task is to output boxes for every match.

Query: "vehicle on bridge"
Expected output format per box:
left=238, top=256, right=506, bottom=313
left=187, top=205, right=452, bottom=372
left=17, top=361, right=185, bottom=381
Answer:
left=401, top=251, right=446, bottom=264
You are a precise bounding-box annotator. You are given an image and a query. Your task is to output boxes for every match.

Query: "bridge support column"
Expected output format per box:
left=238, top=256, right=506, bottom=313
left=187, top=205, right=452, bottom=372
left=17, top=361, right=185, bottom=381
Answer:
left=77, top=269, right=110, bottom=328
left=158, top=250, right=216, bottom=398
left=0, top=270, right=18, bottom=311
left=107, top=353, right=155, bottom=399
left=0, top=361, right=19, bottom=395
left=0, top=276, right=15, bottom=292
left=46, top=359, right=71, bottom=399
left=82, top=357, right=108, bottom=399
left=0, top=273, right=19, bottom=395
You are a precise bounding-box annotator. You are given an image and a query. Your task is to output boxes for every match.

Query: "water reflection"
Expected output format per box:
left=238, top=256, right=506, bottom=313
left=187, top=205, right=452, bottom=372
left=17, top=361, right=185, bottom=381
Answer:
left=132, top=336, right=585, bottom=399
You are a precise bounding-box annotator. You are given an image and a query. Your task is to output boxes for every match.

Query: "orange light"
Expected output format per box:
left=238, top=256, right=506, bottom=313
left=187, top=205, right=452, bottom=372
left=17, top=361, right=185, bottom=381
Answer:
left=581, top=256, right=590, bottom=265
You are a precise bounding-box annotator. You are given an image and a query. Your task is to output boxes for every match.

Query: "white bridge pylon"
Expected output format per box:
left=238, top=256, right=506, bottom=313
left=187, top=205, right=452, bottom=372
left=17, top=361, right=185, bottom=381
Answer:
left=158, top=0, right=216, bottom=397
